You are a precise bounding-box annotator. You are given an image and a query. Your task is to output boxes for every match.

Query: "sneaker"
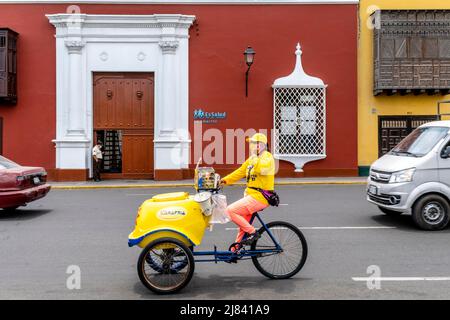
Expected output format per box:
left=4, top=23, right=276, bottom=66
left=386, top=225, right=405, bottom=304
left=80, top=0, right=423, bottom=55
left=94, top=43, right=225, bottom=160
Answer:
left=240, top=232, right=261, bottom=246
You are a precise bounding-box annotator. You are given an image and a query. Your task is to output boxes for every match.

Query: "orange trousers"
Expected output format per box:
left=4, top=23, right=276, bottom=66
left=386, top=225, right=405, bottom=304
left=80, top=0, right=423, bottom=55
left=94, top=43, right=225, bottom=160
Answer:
left=225, top=195, right=268, bottom=243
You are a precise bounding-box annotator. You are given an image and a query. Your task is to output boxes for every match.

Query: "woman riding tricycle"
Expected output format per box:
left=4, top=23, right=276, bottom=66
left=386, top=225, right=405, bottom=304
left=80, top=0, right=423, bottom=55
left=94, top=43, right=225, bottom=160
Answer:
left=128, top=133, right=308, bottom=294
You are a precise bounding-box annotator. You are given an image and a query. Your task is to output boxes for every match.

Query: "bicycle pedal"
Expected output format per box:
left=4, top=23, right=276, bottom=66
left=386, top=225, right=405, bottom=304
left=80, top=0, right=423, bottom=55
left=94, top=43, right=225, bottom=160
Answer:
left=228, top=242, right=242, bottom=252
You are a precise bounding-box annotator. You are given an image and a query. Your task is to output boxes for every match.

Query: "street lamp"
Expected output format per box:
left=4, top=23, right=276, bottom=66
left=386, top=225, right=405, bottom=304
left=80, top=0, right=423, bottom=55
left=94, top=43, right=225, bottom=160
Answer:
left=244, top=46, right=255, bottom=97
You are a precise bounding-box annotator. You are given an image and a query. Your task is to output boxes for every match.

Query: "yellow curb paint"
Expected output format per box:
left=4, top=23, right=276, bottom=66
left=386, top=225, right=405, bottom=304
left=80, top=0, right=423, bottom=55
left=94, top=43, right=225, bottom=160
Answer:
left=51, top=181, right=366, bottom=190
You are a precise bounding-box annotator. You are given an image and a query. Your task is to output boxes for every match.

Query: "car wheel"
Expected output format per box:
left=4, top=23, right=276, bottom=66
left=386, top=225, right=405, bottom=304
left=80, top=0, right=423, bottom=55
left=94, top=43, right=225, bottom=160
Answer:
left=2, top=206, right=19, bottom=213
left=378, top=206, right=403, bottom=216
left=412, top=195, right=450, bottom=231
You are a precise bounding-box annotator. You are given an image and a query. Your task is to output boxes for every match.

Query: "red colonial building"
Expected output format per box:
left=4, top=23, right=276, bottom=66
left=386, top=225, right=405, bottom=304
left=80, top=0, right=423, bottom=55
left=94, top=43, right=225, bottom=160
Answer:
left=0, top=0, right=358, bottom=181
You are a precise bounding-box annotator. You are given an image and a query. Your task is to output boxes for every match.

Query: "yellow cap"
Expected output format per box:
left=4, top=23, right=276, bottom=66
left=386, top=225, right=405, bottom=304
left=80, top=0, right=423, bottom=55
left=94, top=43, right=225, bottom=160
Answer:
left=246, top=133, right=268, bottom=144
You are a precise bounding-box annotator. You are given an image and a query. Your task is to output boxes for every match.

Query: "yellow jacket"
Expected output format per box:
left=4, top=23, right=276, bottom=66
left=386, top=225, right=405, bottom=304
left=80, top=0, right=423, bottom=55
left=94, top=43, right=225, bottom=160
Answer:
left=222, top=151, right=275, bottom=205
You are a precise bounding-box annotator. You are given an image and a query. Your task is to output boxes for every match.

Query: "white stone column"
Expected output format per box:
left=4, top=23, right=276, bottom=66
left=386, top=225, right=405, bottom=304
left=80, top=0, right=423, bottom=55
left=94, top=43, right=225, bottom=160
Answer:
left=65, top=39, right=85, bottom=136
left=158, top=40, right=179, bottom=137
left=48, top=14, right=90, bottom=172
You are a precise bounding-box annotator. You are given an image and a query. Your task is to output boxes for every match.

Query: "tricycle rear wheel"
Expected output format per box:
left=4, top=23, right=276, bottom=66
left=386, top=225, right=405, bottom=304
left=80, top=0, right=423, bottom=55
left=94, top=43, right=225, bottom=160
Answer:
left=251, top=221, right=307, bottom=279
left=137, top=237, right=194, bottom=294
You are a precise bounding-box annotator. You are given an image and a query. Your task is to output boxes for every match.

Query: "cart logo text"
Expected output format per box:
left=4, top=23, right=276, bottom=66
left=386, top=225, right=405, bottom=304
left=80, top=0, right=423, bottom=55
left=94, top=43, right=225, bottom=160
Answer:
left=157, top=207, right=187, bottom=220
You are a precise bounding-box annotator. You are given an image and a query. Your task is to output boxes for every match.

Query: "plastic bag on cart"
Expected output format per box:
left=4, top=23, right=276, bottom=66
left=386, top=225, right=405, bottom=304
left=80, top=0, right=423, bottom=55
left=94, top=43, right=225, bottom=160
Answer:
left=209, top=194, right=230, bottom=224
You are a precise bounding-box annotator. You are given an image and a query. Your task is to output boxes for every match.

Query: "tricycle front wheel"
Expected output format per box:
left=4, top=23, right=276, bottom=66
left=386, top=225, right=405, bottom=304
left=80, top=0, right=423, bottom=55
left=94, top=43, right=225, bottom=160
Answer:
left=137, top=237, right=194, bottom=294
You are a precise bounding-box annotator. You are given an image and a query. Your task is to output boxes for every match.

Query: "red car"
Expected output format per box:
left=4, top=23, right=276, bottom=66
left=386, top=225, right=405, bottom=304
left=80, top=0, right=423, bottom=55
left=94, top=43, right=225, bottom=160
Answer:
left=0, top=156, right=51, bottom=212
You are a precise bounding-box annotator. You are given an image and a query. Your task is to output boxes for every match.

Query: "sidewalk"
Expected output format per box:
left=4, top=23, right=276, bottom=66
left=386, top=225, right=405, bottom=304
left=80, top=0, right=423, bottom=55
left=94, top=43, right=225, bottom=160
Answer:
left=49, top=176, right=368, bottom=190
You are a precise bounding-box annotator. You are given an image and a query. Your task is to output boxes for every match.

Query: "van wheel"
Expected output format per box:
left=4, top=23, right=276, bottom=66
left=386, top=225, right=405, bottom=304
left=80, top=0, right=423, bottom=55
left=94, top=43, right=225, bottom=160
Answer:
left=378, top=206, right=402, bottom=216
left=412, top=195, right=450, bottom=231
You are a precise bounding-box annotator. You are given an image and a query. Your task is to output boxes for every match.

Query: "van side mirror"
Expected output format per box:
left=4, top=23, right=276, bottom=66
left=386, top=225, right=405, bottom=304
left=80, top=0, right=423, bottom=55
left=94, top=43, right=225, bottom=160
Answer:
left=442, top=146, right=450, bottom=159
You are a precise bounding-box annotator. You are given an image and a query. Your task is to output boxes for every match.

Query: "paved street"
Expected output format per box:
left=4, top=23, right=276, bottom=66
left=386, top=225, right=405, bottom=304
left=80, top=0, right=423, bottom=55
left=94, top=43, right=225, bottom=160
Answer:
left=1, top=185, right=450, bottom=299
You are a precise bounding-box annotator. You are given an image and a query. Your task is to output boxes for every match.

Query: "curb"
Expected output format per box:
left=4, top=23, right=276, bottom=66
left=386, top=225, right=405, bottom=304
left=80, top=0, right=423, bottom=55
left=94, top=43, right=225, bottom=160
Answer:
left=50, top=180, right=367, bottom=190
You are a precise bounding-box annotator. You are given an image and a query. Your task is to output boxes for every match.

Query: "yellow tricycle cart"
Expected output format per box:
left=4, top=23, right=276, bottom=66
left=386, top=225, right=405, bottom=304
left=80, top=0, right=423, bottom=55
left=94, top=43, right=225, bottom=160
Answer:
left=128, top=166, right=308, bottom=294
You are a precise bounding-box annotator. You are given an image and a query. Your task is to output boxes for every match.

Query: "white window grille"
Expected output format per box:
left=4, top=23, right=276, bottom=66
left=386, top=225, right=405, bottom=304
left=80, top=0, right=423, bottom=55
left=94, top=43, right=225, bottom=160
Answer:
left=272, top=43, right=327, bottom=172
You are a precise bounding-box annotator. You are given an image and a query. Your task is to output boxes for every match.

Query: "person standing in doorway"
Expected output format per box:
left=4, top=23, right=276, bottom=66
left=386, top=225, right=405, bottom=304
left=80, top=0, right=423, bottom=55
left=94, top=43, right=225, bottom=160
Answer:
left=92, top=141, right=103, bottom=182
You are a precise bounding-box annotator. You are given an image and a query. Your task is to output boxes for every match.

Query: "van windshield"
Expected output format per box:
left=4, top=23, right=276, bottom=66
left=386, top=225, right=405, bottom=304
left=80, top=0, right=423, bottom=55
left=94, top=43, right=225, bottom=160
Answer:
left=391, top=126, right=448, bottom=157
left=0, top=156, right=20, bottom=169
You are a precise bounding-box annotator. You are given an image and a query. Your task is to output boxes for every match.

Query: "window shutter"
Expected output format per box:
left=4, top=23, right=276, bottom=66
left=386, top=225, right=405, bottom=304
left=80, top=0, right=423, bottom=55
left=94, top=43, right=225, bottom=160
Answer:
left=0, top=35, right=5, bottom=97
left=0, top=29, right=18, bottom=104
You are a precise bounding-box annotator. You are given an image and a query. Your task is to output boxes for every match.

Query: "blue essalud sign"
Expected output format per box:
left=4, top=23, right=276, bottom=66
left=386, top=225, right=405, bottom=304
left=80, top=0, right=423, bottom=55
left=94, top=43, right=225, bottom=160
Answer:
left=193, top=109, right=227, bottom=123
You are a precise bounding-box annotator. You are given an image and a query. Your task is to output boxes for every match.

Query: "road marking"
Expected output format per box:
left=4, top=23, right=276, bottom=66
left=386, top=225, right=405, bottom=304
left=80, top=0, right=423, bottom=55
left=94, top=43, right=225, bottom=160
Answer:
left=225, top=226, right=396, bottom=231
left=353, top=277, right=450, bottom=282
left=301, top=226, right=396, bottom=230
left=279, top=203, right=289, bottom=206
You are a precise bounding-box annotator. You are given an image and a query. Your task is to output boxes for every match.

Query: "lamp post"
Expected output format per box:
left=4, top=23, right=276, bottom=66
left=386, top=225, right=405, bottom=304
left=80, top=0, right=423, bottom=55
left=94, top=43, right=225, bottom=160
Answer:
left=244, top=46, right=255, bottom=97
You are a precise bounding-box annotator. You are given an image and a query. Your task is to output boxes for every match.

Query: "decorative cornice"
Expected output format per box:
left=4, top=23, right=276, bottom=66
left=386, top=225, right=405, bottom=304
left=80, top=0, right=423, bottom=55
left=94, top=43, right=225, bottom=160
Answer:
left=46, top=14, right=196, bottom=30
left=54, top=34, right=189, bottom=40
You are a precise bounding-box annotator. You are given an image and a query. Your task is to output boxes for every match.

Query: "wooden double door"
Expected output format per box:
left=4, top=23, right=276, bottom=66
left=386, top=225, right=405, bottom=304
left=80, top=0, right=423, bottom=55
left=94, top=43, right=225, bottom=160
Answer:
left=93, top=72, right=154, bottom=179
left=378, top=115, right=436, bottom=157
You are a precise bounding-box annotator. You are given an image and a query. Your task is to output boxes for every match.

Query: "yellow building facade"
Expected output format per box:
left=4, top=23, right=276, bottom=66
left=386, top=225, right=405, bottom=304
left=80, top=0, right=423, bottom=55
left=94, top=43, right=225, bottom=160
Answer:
left=358, top=0, right=450, bottom=176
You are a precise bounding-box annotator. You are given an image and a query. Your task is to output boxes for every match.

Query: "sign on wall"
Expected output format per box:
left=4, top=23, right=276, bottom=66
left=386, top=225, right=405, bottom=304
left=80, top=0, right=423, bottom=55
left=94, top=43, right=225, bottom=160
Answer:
left=193, top=109, right=227, bottom=124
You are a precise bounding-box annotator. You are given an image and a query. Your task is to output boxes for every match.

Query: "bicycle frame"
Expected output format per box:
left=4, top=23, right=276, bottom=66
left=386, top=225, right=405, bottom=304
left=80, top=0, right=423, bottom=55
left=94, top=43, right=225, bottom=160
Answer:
left=192, top=212, right=283, bottom=263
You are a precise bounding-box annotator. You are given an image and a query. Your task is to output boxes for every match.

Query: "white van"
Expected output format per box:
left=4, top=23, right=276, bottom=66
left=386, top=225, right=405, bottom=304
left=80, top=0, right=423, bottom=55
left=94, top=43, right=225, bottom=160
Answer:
left=367, top=117, right=450, bottom=230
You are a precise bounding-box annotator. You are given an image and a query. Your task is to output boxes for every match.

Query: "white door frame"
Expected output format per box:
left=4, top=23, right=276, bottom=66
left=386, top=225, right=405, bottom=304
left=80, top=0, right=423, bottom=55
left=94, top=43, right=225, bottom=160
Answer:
left=47, top=13, right=195, bottom=177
